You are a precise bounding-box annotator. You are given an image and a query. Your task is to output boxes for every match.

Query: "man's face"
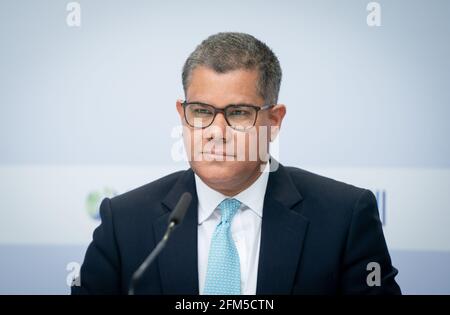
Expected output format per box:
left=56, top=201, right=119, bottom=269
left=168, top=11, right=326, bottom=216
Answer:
left=176, top=66, right=285, bottom=195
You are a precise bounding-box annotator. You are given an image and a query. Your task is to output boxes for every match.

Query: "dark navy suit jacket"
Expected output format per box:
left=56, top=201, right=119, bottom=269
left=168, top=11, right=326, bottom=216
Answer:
left=72, top=162, right=401, bottom=295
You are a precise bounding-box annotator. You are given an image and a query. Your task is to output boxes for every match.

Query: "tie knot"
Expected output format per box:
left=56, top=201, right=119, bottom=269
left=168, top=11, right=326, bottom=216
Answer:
left=218, top=198, right=241, bottom=223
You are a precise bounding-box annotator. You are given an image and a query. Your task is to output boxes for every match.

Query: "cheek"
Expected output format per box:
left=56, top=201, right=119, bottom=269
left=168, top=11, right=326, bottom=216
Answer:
left=234, top=128, right=270, bottom=160
left=182, top=128, right=196, bottom=158
left=182, top=128, right=208, bottom=159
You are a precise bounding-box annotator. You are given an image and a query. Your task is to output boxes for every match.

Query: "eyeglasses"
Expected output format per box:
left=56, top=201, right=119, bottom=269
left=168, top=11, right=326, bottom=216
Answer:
left=182, top=101, right=273, bottom=131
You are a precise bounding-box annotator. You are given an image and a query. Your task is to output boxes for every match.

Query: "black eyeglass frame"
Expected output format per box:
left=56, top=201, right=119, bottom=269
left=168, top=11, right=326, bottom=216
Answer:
left=181, top=101, right=274, bottom=130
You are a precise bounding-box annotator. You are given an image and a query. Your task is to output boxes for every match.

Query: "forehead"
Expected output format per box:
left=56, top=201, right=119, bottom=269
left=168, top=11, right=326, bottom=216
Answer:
left=186, top=66, right=264, bottom=106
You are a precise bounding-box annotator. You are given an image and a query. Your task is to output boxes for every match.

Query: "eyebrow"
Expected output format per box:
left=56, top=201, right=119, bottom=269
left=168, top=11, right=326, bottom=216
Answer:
left=186, top=101, right=260, bottom=107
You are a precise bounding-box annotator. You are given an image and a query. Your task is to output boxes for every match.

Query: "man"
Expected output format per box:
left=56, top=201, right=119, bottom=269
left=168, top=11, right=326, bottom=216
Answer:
left=72, top=32, right=401, bottom=295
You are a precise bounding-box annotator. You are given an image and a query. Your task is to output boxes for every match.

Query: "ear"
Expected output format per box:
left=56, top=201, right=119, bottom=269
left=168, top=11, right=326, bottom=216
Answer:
left=268, top=104, right=286, bottom=141
left=176, top=99, right=184, bottom=121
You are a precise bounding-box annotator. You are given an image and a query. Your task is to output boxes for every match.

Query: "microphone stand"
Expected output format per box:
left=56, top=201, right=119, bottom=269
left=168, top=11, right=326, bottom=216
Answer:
left=128, top=221, right=176, bottom=295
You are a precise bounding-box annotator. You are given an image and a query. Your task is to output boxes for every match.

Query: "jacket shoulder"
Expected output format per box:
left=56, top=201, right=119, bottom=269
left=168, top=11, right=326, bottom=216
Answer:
left=283, top=165, right=370, bottom=209
left=108, top=169, right=187, bottom=217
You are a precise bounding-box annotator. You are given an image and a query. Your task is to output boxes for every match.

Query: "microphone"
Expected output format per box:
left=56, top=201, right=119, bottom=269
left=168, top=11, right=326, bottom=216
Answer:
left=128, top=192, right=192, bottom=295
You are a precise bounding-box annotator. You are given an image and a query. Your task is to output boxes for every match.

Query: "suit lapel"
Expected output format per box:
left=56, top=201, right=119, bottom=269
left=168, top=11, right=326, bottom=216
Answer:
left=153, top=169, right=199, bottom=294
left=256, top=163, right=309, bottom=294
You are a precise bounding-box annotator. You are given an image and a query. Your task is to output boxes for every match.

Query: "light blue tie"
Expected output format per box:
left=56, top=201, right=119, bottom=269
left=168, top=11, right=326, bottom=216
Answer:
left=203, top=198, right=242, bottom=295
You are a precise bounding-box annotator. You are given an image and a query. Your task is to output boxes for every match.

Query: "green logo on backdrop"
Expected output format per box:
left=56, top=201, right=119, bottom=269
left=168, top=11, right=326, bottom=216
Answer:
left=85, top=187, right=118, bottom=220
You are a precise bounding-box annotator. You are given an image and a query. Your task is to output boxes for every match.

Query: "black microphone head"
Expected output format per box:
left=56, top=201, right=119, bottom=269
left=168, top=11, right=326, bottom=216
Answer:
left=168, top=192, right=192, bottom=225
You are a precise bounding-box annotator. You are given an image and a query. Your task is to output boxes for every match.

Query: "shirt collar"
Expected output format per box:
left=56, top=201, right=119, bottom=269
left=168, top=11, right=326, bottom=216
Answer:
left=195, top=162, right=270, bottom=224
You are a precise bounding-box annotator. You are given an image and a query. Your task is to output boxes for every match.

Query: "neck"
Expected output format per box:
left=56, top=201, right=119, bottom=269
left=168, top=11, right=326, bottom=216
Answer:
left=206, top=162, right=268, bottom=197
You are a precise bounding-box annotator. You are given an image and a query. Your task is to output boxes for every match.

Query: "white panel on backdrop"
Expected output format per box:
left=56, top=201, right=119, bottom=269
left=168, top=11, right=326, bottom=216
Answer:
left=1, top=165, right=449, bottom=253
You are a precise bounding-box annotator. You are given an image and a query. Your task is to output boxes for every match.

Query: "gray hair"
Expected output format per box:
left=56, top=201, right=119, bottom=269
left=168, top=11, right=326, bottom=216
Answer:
left=182, top=32, right=282, bottom=105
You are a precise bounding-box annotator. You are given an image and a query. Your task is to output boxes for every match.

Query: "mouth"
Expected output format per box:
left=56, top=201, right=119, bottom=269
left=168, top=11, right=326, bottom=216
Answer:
left=201, top=151, right=236, bottom=158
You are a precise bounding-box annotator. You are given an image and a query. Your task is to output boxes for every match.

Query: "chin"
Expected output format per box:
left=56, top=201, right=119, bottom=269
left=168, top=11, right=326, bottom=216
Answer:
left=190, top=160, right=251, bottom=187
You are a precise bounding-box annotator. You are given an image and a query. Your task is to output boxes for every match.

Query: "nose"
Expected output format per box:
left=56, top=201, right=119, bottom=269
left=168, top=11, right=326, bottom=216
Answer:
left=205, top=112, right=231, bottom=141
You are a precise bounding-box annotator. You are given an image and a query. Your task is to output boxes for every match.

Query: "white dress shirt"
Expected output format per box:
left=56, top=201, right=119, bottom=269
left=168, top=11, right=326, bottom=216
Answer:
left=195, top=162, right=270, bottom=295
